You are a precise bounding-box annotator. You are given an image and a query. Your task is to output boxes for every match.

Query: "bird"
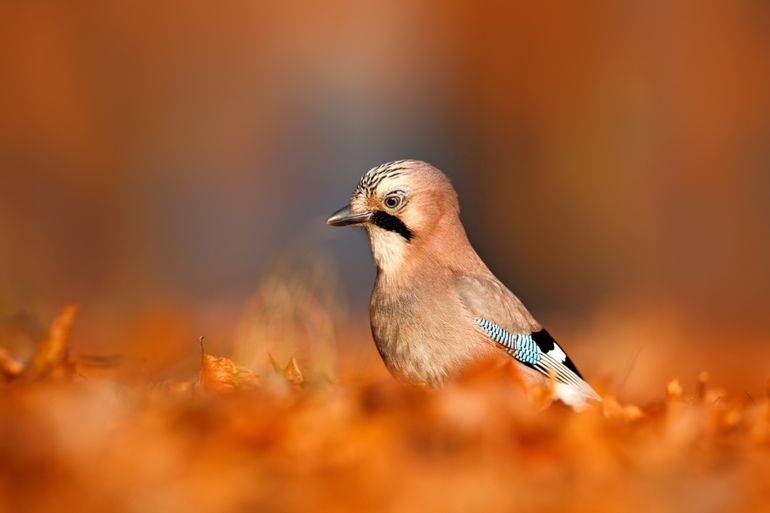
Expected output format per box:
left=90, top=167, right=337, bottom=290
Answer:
left=326, top=159, right=600, bottom=409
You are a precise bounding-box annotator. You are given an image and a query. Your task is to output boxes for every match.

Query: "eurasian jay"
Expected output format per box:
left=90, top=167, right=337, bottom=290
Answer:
left=327, top=160, right=600, bottom=409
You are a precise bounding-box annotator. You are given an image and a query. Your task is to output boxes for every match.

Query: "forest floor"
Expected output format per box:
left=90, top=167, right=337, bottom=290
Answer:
left=1, top=305, right=769, bottom=513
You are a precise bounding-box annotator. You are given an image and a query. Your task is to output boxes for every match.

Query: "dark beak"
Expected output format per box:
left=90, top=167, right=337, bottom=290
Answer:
left=326, top=205, right=372, bottom=226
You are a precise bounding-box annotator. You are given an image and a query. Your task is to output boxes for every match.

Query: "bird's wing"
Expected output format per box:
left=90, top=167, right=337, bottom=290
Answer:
left=453, top=272, right=600, bottom=405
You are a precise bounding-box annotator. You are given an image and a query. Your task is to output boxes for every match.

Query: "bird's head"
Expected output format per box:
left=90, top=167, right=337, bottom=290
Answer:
left=327, top=160, right=462, bottom=275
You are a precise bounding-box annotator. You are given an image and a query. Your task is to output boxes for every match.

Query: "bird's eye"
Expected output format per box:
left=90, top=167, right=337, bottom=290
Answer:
left=383, top=195, right=402, bottom=209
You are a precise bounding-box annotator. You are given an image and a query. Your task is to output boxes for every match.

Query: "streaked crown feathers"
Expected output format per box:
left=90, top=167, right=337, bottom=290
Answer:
left=355, top=160, right=411, bottom=197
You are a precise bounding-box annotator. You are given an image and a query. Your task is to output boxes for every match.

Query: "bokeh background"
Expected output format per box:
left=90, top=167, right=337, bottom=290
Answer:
left=2, top=0, right=770, bottom=401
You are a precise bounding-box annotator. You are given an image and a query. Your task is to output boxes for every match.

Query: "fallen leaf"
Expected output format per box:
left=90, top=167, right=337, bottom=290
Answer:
left=199, top=340, right=259, bottom=392
left=22, top=305, right=78, bottom=381
left=667, top=377, right=683, bottom=400
left=284, top=356, right=304, bottom=387
left=0, top=347, right=24, bottom=379
left=624, top=403, right=645, bottom=421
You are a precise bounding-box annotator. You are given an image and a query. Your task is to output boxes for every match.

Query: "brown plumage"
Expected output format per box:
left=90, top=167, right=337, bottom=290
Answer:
left=327, top=160, right=600, bottom=409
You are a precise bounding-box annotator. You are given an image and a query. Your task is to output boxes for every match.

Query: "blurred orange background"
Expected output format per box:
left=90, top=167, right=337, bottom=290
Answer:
left=1, top=0, right=770, bottom=402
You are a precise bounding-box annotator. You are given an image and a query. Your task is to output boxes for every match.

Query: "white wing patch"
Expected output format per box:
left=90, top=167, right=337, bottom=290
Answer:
left=546, top=343, right=567, bottom=363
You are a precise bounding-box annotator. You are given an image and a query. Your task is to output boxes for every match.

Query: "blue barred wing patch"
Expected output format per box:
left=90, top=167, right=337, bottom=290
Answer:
left=473, top=318, right=541, bottom=365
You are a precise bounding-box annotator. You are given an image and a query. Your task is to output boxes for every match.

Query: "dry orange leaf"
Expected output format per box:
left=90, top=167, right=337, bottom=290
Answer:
left=268, top=353, right=307, bottom=388
left=666, top=377, right=683, bottom=400
left=600, top=395, right=644, bottom=420
left=199, top=340, right=260, bottom=392
left=624, top=403, right=645, bottom=421
left=0, top=347, right=24, bottom=379
left=22, top=304, right=78, bottom=382
left=284, top=356, right=304, bottom=387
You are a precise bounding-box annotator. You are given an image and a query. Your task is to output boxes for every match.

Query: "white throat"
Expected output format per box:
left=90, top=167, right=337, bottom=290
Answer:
left=366, top=226, right=408, bottom=276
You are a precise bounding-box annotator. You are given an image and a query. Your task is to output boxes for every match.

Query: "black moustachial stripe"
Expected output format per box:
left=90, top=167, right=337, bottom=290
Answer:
left=370, top=211, right=413, bottom=241
left=531, top=329, right=584, bottom=378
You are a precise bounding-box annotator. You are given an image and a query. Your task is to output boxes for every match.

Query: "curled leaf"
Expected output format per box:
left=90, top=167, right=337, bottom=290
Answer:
left=0, top=347, right=24, bottom=379
left=284, top=356, right=304, bottom=387
left=199, top=340, right=259, bottom=392
left=23, top=305, right=78, bottom=381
